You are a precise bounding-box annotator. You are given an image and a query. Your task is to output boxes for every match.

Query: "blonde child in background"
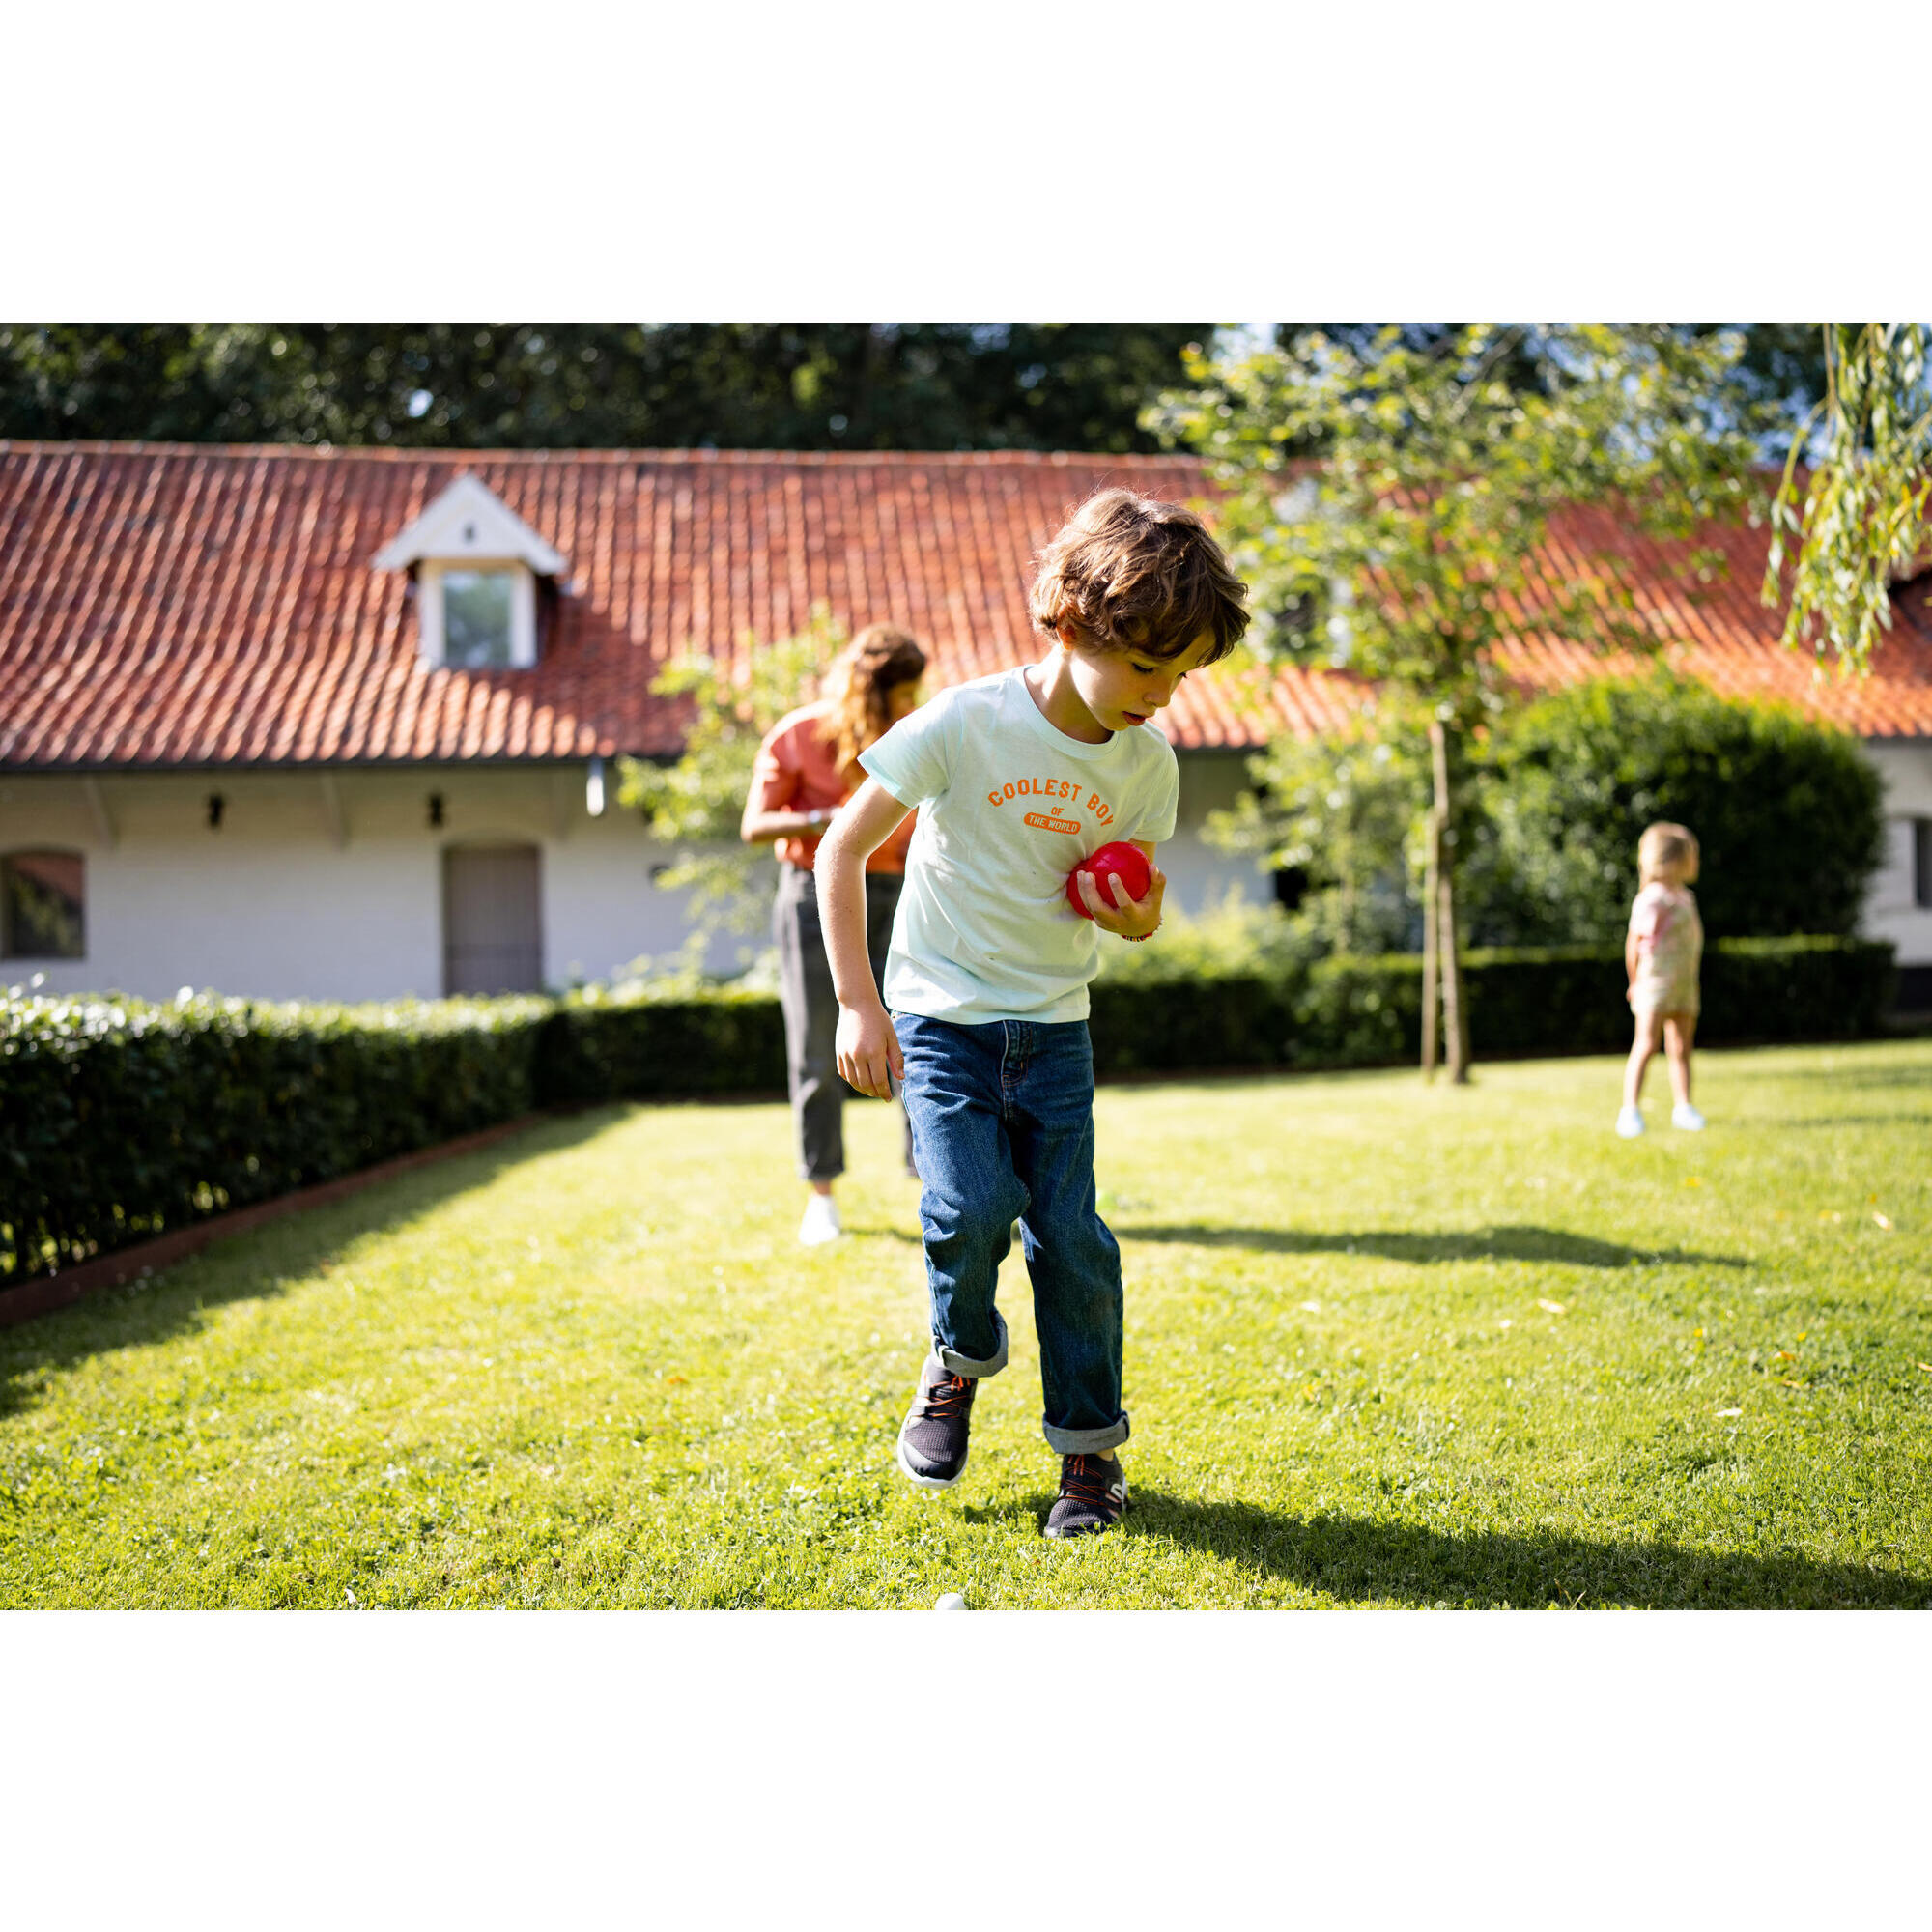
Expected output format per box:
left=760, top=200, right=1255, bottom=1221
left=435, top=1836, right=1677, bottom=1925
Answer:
left=1617, top=821, right=1705, bottom=1138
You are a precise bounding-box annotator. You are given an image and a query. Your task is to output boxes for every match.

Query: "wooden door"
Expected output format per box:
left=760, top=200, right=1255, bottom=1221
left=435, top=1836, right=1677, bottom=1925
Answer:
left=442, top=844, right=542, bottom=994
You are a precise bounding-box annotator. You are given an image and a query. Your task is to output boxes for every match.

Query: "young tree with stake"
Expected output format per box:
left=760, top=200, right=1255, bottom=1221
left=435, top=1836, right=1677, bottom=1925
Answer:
left=1151, top=325, right=1762, bottom=1081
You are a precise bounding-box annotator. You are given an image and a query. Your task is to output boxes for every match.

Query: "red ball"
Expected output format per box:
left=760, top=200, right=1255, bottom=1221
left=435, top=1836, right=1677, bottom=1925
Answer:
left=1066, top=840, right=1151, bottom=919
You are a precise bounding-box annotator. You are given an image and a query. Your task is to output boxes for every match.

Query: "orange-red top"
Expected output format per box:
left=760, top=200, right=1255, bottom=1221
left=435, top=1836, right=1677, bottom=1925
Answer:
left=749, top=700, right=915, bottom=874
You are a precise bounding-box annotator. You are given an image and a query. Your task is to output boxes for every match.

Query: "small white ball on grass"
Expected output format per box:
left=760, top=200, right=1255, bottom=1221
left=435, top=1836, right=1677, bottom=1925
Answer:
left=934, top=1592, right=969, bottom=1611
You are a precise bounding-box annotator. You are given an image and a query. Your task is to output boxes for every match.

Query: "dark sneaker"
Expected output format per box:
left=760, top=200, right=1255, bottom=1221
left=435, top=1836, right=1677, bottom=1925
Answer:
left=895, top=1354, right=978, bottom=1490
left=1043, top=1454, right=1128, bottom=1539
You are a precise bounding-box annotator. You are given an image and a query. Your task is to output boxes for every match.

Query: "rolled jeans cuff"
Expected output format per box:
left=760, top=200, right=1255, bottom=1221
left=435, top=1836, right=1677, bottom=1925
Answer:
left=1042, top=1413, right=1130, bottom=1457
left=935, top=1308, right=1008, bottom=1379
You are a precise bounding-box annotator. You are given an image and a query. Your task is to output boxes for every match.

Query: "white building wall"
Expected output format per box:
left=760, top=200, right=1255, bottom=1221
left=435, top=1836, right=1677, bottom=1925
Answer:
left=14, top=735, right=1914, bottom=1007
left=1861, top=740, right=1932, bottom=971
left=1166, top=751, right=1268, bottom=915
left=0, top=765, right=727, bottom=1004
left=1, top=753, right=1265, bottom=1005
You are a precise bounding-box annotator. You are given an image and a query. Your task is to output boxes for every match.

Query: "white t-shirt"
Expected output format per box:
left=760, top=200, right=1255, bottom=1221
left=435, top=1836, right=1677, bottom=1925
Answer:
left=858, top=667, right=1180, bottom=1023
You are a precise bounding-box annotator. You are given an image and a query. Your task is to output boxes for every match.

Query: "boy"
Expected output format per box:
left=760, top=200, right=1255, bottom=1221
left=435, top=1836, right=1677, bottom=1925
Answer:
left=814, top=488, right=1249, bottom=1536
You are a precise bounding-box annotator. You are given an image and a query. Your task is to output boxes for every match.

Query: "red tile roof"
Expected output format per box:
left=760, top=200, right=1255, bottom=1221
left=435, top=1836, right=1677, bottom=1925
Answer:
left=1483, top=499, right=1932, bottom=740
left=2, top=440, right=1929, bottom=771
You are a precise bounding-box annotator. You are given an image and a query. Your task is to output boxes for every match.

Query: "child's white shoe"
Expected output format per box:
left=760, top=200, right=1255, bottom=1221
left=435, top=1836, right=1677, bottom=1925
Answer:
left=1615, top=1105, right=1645, bottom=1139
left=799, top=1193, right=842, bottom=1245
left=1671, top=1102, right=1707, bottom=1131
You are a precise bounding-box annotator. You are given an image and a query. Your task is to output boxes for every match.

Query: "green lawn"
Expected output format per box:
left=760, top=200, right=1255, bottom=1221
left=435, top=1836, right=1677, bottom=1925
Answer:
left=5, top=1041, right=1929, bottom=1608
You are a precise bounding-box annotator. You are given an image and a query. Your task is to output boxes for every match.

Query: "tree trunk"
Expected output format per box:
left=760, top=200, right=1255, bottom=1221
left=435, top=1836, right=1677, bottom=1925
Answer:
left=1439, top=863, right=1468, bottom=1083
left=1430, top=720, right=1469, bottom=1084
left=1420, top=797, right=1440, bottom=1079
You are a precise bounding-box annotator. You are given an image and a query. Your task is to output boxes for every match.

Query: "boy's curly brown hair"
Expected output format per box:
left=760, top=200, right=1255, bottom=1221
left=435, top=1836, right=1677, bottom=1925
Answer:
left=1029, top=487, right=1250, bottom=664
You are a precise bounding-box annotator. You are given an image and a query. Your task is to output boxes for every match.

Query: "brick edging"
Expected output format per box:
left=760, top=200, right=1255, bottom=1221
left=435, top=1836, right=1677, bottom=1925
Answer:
left=0, top=1114, right=548, bottom=1331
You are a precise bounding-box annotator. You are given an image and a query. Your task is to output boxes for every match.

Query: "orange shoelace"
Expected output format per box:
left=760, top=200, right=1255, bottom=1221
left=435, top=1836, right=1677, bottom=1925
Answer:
left=1059, top=1457, right=1120, bottom=1507
left=920, top=1374, right=975, bottom=1420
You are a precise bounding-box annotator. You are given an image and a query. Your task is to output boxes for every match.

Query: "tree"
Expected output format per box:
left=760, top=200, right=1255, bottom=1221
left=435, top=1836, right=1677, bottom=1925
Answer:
left=1468, top=672, right=1885, bottom=946
left=613, top=610, right=838, bottom=952
left=0, top=324, right=1214, bottom=453
left=1204, top=708, right=1425, bottom=957
left=1764, top=323, right=1932, bottom=670
left=1151, top=325, right=1763, bottom=1081
left=1281, top=325, right=1833, bottom=430
left=1203, top=670, right=1883, bottom=975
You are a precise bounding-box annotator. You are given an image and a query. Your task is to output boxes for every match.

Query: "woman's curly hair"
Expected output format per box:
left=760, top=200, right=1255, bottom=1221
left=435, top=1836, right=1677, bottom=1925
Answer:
left=817, top=623, right=927, bottom=778
left=1029, top=487, right=1250, bottom=663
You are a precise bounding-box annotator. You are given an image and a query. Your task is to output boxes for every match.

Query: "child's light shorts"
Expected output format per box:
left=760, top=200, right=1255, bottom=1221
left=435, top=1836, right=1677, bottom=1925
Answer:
left=1631, top=972, right=1699, bottom=1019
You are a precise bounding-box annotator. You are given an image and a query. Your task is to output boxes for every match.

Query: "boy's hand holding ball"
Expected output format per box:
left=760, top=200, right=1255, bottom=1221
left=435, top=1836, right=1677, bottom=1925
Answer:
left=1068, top=841, right=1164, bottom=940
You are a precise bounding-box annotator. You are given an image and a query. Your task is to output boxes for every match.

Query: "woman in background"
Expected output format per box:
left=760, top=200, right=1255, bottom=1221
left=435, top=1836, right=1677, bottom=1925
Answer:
left=742, top=625, right=926, bottom=1244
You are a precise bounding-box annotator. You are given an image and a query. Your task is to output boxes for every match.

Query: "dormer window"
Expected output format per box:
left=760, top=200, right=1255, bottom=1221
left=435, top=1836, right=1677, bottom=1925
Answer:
left=427, top=563, right=532, bottom=668
left=372, top=474, right=567, bottom=671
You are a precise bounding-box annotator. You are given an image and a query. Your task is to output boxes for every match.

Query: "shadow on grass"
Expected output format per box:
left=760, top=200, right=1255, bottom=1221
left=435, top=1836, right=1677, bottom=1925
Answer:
left=0, top=1109, right=625, bottom=1418
left=968, top=1490, right=1929, bottom=1608
left=1133, top=1492, right=1932, bottom=1608
left=1115, top=1223, right=1747, bottom=1269
left=1782, top=1061, right=1932, bottom=1088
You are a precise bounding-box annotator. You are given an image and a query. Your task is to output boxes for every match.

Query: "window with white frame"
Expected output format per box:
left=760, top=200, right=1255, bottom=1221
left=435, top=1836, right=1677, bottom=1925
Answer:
left=1916, top=818, right=1932, bottom=908
left=444, top=569, right=513, bottom=666
left=419, top=560, right=538, bottom=669
left=2, top=849, right=85, bottom=958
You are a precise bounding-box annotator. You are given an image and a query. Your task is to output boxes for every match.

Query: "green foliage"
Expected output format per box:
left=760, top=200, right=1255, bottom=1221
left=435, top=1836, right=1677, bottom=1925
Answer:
left=1096, top=933, right=1890, bottom=1076
left=9, top=1044, right=1930, bottom=1609
left=1704, top=936, right=1897, bottom=1043
left=1150, top=325, right=1767, bottom=724
left=1302, top=939, right=1895, bottom=1065
left=1280, top=324, right=1834, bottom=441
left=0, top=324, right=1212, bottom=453
left=536, top=984, right=785, bottom=1104
left=1765, top=323, right=1932, bottom=670
left=1204, top=937, right=1893, bottom=1073
left=614, top=610, right=838, bottom=935
left=1091, top=894, right=1316, bottom=987
left=1469, top=674, right=1887, bottom=944
left=1151, top=325, right=1769, bottom=1078
left=1203, top=714, right=1429, bottom=954
left=3, top=934, right=1894, bottom=1291
left=1090, top=975, right=1293, bottom=1075
left=1207, top=674, right=1887, bottom=952
left=1, top=991, right=547, bottom=1282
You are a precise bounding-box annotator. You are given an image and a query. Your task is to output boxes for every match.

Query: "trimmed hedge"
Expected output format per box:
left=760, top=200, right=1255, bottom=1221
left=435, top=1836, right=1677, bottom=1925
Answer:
left=535, top=986, right=785, bottom=1103
left=1289, top=936, right=1897, bottom=1069
left=1088, top=937, right=1894, bottom=1077
left=2, top=993, right=547, bottom=1283
left=1, top=935, right=1895, bottom=1288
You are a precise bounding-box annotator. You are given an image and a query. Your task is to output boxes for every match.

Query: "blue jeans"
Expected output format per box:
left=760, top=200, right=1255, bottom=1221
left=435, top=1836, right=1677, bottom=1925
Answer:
left=893, top=1012, right=1129, bottom=1456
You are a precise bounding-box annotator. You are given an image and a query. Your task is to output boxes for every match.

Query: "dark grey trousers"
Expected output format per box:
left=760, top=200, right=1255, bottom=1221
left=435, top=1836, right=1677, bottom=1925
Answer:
left=775, top=864, right=912, bottom=1182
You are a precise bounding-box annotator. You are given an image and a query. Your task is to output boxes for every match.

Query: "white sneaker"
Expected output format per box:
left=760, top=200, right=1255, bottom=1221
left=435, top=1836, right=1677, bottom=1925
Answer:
left=1616, top=1106, right=1645, bottom=1139
left=798, top=1193, right=842, bottom=1246
left=1672, top=1103, right=1707, bottom=1131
